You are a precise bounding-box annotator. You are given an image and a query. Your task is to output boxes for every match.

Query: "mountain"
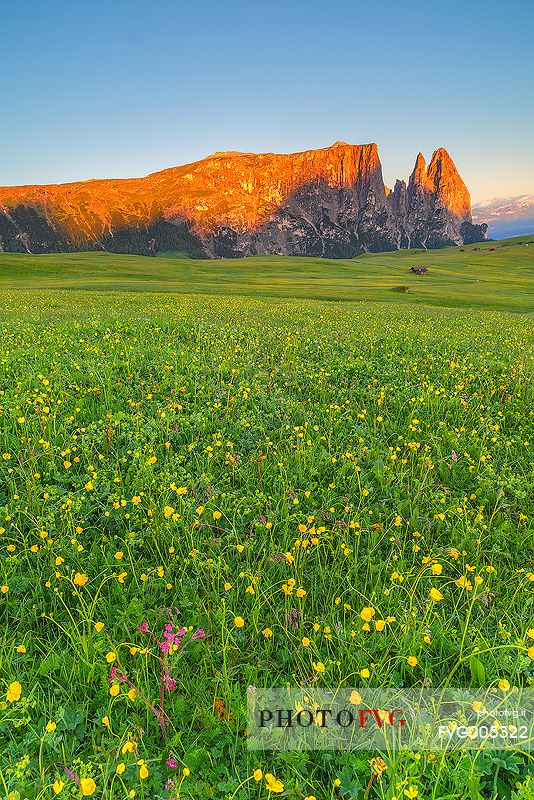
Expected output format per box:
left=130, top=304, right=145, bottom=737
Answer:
left=0, top=143, right=487, bottom=258
left=472, top=195, right=534, bottom=239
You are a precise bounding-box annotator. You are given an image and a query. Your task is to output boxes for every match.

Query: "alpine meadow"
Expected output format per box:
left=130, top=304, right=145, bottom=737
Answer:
left=0, top=238, right=533, bottom=799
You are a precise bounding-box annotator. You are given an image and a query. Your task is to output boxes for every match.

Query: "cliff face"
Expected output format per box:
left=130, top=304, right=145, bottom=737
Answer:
left=0, top=143, right=487, bottom=257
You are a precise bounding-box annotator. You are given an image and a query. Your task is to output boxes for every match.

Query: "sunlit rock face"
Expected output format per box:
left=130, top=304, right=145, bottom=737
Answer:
left=0, top=142, right=486, bottom=257
left=387, top=149, right=487, bottom=249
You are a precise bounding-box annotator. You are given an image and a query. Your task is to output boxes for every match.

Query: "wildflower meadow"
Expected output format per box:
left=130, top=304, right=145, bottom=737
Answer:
left=0, top=289, right=533, bottom=799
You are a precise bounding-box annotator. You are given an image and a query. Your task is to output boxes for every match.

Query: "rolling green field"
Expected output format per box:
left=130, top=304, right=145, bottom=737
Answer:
left=0, top=236, right=533, bottom=312
left=0, top=242, right=533, bottom=799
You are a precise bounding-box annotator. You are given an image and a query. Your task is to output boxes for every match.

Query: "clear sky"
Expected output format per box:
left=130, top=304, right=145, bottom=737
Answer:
left=1, top=0, right=533, bottom=202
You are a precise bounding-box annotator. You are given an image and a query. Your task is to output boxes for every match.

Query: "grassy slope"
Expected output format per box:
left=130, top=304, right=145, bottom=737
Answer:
left=0, top=236, right=533, bottom=312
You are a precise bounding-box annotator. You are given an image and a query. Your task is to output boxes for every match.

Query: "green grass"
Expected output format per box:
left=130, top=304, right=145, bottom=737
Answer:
left=0, top=236, right=533, bottom=312
left=0, top=246, right=533, bottom=799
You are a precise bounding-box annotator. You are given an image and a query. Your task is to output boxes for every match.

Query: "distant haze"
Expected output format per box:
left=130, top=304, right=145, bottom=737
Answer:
left=472, top=196, right=534, bottom=239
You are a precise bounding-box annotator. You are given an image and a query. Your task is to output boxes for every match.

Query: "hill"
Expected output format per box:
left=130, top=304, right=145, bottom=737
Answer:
left=0, top=236, right=532, bottom=312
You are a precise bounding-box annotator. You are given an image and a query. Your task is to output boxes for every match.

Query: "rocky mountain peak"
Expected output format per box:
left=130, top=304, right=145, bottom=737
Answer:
left=386, top=147, right=484, bottom=248
left=426, top=148, right=471, bottom=218
left=410, top=152, right=428, bottom=186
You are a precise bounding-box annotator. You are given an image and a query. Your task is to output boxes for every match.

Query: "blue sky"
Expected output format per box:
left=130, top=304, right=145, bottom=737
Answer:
left=1, top=0, right=533, bottom=201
